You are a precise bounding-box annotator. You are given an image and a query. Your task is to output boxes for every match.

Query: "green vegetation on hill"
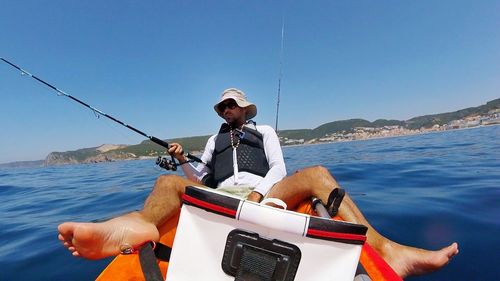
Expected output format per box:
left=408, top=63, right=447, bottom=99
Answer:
left=277, top=129, right=314, bottom=140
left=116, top=135, right=211, bottom=157
left=372, top=119, right=406, bottom=128
left=279, top=119, right=406, bottom=141
left=313, top=119, right=404, bottom=138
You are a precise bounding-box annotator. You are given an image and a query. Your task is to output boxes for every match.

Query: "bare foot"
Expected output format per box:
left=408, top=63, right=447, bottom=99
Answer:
left=382, top=241, right=459, bottom=278
left=58, top=212, right=159, bottom=260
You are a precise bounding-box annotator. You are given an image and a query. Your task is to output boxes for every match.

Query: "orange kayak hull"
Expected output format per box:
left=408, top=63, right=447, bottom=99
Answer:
left=96, top=201, right=400, bottom=281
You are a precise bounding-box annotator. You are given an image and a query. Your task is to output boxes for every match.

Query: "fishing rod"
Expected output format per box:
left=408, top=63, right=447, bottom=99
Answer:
left=0, top=57, right=202, bottom=171
left=275, top=16, right=285, bottom=133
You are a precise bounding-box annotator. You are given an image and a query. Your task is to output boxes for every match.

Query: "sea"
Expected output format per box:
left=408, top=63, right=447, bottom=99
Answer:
left=0, top=125, right=498, bottom=281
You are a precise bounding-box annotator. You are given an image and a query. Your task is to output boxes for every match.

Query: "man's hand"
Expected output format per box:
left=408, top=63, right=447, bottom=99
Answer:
left=168, top=143, right=187, bottom=163
left=246, top=191, right=263, bottom=203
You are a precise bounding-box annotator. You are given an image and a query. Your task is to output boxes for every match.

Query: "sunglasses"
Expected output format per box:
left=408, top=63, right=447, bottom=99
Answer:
left=217, top=100, right=239, bottom=112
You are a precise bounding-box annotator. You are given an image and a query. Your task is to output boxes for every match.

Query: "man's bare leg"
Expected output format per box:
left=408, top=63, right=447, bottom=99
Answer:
left=58, top=175, right=200, bottom=260
left=267, top=166, right=459, bottom=278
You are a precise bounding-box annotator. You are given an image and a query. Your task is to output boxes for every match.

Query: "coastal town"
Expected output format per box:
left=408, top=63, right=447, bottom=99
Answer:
left=280, top=109, right=500, bottom=145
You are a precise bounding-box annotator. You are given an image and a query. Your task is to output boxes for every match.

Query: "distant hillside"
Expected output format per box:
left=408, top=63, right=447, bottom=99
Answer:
left=279, top=119, right=405, bottom=141
left=45, top=146, right=137, bottom=165
left=44, top=136, right=211, bottom=166
left=36, top=97, right=499, bottom=166
left=405, top=98, right=500, bottom=129
left=279, top=99, right=499, bottom=139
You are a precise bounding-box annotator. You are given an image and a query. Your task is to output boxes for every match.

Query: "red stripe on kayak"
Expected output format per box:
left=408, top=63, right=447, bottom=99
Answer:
left=361, top=243, right=402, bottom=281
left=307, top=228, right=367, bottom=243
left=182, top=194, right=237, bottom=218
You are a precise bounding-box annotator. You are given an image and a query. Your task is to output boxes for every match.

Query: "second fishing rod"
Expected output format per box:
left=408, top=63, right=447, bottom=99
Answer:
left=1, top=57, right=202, bottom=171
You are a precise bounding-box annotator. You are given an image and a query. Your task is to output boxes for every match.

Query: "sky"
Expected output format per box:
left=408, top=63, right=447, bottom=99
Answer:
left=1, top=0, right=499, bottom=163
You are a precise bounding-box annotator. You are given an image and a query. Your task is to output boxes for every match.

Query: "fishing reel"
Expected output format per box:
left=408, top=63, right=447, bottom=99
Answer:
left=156, top=153, right=203, bottom=171
left=156, top=156, right=178, bottom=171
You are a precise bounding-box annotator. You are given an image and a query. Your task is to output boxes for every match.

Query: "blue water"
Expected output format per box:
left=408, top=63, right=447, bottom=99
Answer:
left=1, top=126, right=499, bottom=280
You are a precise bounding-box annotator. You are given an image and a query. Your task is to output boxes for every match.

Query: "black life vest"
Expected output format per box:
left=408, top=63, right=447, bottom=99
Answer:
left=203, top=123, right=270, bottom=188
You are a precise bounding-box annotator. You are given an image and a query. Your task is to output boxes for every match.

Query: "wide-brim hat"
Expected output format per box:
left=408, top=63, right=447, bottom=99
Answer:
left=214, top=88, right=257, bottom=120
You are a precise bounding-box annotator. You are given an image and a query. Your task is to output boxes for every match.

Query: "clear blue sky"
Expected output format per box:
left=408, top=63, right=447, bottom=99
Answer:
left=1, top=1, right=499, bottom=163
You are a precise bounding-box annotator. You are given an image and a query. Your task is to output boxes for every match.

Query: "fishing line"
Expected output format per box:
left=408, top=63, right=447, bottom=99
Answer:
left=275, top=15, right=285, bottom=133
left=1, top=57, right=202, bottom=170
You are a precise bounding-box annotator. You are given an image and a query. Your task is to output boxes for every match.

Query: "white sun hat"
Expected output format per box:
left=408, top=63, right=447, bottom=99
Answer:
left=214, top=88, right=257, bottom=120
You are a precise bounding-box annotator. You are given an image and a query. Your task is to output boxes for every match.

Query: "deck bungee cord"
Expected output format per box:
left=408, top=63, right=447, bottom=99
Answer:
left=1, top=57, right=202, bottom=170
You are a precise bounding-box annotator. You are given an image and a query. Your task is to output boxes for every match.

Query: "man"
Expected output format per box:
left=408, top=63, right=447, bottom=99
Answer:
left=58, top=88, right=458, bottom=279
left=169, top=88, right=286, bottom=203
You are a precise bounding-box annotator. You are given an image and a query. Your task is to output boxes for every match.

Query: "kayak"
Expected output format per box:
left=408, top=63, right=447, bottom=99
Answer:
left=96, top=186, right=401, bottom=281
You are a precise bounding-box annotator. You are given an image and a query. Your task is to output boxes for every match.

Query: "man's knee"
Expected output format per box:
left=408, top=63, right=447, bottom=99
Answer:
left=300, top=165, right=330, bottom=177
left=154, top=174, right=185, bottom=190
left=296, top=165, right=338, bottom=183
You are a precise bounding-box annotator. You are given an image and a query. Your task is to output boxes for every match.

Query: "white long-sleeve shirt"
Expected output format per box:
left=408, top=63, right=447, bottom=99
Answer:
left=180, top=124, right=287, bottom=196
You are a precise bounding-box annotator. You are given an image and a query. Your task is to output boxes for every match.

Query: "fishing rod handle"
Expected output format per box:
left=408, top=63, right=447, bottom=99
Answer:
left=150, top=136, right=170, bottom=149
left=150, top=136, right=202, bottom=163
left=186, top=153, right=203, bottom=163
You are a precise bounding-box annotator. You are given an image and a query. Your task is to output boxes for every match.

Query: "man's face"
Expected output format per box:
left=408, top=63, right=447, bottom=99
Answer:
left=217, top=99, right=246, bottom=125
